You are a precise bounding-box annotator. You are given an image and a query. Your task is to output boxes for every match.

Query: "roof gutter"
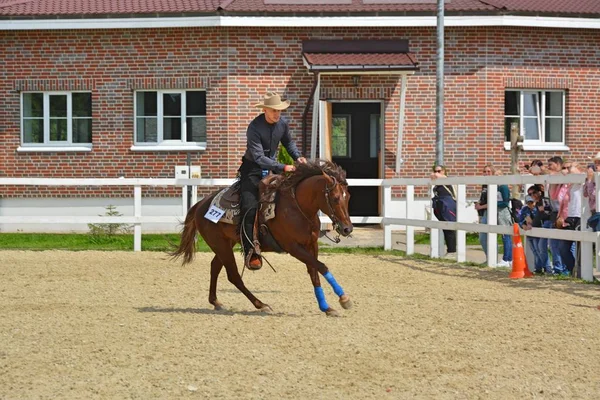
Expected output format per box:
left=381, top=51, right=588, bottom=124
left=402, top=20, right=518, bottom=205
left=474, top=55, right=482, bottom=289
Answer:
left=2, top=15, right=600, bottom=30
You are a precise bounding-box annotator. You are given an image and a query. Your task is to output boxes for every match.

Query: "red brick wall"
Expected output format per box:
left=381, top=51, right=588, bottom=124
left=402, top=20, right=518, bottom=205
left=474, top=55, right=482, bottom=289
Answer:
left=1, top=26, right=599, bottom=198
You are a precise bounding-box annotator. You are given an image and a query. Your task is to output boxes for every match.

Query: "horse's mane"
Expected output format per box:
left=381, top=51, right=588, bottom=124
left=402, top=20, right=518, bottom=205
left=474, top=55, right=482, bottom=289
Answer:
left=279, top=159, right=347, bottom=192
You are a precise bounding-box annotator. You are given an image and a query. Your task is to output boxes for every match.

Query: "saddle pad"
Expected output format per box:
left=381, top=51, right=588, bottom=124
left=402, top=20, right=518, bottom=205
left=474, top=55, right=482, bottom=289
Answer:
left=209, top=186, right=277, bottom=226
left=210, top=187, right=240, bottom=225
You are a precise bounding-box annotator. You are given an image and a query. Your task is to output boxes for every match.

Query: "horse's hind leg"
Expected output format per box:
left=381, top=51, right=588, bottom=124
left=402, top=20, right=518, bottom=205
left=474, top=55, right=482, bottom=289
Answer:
left=209, top=255, right=225, bottom=310
left=210, top=243, right=271, bottom=312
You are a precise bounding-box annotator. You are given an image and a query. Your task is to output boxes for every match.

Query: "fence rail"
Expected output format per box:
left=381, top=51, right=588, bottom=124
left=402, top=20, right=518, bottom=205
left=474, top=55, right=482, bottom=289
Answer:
left=1, top=173, right=599, bottom=280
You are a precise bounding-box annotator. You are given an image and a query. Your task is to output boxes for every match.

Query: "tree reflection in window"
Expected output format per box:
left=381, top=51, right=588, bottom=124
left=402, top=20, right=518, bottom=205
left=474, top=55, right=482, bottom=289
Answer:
left=332, top=115, right=350, bottom=157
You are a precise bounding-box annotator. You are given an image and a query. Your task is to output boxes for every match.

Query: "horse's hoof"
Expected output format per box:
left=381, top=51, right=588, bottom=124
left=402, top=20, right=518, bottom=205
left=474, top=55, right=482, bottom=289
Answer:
left=214, top=304, right=226, bottom=311
left=340, top=298, right=353, bottom=310
left=325, top=309, right=340, bottom=317
left=259, top=304, right=273, bottom=313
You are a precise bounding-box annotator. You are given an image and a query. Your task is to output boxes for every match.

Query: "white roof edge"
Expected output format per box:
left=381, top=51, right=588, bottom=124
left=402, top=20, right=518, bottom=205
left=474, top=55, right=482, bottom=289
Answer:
left=1, top=15, right=600, bottom=30
left=0, top=15, right=221, bottom=30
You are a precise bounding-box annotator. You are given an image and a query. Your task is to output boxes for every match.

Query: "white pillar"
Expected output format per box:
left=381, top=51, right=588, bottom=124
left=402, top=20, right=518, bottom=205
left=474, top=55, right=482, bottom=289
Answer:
left=383, top=185, right=392, bottom=250
left=310, top=75, right=321, bottom=160
left=134, top=185, right=142, bottom=252
left=456, top=184, right=466, bottom=262
left=395, top=74, right=408, bottom=173
left=486, top=184, right=498, bottom=267
left=405, top=185, right=415, bottom=255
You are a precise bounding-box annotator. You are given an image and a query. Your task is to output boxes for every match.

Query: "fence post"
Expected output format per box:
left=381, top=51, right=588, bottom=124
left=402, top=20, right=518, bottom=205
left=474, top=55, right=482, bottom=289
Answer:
left=486, top=184, right=498, bottom=267
left=134, top=185, right=142, bottom=252
left=456, top=184, right=466, bottom=262
left=383, top=185, right=392, bottom=250
left=405, top=185, right=415, bottom=255
left=430, top=186, right=442, bottom=258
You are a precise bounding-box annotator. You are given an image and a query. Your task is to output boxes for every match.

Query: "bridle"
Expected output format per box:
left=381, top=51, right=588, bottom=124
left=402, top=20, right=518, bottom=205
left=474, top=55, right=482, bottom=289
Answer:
left=291, top=173, right=346, bottom=242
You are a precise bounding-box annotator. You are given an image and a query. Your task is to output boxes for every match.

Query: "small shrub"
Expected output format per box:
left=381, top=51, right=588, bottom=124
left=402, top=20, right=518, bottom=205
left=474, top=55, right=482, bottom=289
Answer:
left=88, top=205, right=133, bottom=243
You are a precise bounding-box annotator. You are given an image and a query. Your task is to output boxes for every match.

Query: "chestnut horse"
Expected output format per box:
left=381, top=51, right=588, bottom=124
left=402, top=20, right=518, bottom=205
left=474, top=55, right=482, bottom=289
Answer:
left=170, top=160, right=354, bottom=316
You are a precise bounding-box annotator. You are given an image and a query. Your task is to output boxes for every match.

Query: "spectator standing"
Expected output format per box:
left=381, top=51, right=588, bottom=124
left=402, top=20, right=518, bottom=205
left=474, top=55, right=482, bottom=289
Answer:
left=431, top=165, right=457, bottom=255
left=474, top=165, right=493, bottom=263
left=475, top=165, right=513, bottom=267
left=546, top=156, right=567, bottom=274
left=556, top=163, right=582, bottom=275
left=527, top=185, right=553, bottom=274
left=584, top=163, right=600, bottom=231
left=495, top=170, right=513, bottom=268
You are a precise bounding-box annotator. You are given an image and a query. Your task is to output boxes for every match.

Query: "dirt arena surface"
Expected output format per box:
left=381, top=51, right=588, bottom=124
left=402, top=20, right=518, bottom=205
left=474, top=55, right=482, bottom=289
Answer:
left=1, top=250, right=600, bottom=399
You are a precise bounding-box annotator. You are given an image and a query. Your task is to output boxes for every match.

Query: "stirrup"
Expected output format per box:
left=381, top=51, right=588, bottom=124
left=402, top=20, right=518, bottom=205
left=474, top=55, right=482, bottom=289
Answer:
left=246, top=252, right=263, bottom=271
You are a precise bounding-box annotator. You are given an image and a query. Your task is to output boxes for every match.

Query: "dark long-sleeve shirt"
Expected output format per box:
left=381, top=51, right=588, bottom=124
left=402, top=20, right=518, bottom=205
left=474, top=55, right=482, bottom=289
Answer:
left=242, top=114, right=301, bottom=174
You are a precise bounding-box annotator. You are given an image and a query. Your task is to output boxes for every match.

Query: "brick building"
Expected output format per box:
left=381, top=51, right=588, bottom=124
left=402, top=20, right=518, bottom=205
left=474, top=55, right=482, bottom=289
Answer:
left=1, top=1, right=599, bottom=230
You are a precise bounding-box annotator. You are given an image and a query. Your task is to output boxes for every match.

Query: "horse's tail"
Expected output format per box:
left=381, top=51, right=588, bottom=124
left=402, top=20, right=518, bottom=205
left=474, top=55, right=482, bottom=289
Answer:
left=169, top=200, right=203, bottom=265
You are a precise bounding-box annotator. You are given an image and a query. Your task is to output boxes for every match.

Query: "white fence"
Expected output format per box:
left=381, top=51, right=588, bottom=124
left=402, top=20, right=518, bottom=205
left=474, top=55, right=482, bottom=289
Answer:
left=1, top=173, right=599, bottom=280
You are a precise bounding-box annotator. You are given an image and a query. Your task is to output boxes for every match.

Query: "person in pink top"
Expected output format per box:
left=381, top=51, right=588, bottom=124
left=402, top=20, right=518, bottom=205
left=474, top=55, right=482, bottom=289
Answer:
left=584, top=163, right=600, bottom=231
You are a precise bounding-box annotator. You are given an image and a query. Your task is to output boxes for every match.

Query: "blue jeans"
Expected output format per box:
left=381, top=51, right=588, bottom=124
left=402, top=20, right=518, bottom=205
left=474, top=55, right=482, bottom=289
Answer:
left=502, top=233, right=513, bottom=262
left=528, top=236, right=550, bottom=273
left=557, top=239, right=577, bottom=273
left=549, top=223, right=565, bottom=274
left=479, top=212, right=488, bottom=258
left=479, top=211, right=512, bottom=262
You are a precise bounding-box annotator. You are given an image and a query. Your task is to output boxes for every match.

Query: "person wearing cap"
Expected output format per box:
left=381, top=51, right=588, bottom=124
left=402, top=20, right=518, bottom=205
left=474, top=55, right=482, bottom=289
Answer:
left=519, top=191, right=546, bottom=274
left=239, top=92, right=307, bottom=270
left=588, top=151, right=600, bottom=169
left=528, top=184, right=554, bottom=274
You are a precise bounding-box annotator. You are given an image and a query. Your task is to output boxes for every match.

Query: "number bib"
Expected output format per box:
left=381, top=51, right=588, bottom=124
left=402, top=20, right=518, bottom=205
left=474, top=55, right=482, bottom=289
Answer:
left=204, top=205, right=225, bottom=224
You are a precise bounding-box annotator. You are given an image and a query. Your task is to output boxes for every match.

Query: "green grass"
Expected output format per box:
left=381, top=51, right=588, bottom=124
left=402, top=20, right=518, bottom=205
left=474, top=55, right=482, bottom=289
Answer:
left=0, top=233, right=210, bottom=252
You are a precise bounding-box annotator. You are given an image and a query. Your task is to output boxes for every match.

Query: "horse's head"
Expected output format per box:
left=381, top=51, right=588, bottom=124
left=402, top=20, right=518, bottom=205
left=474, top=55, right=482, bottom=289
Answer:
left=322, top=174, right=353, bottom=237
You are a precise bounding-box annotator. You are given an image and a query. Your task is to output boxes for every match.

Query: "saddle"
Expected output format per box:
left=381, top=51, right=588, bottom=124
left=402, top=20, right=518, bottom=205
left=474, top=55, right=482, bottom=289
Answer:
left=209, top=174, right=286, bottom=255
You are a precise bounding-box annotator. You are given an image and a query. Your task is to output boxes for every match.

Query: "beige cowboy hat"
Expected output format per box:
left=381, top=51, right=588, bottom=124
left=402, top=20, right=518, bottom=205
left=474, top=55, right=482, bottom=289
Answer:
left=588, top=151, right=600, bottom=161
left=254, top=92, right=290, bottom=110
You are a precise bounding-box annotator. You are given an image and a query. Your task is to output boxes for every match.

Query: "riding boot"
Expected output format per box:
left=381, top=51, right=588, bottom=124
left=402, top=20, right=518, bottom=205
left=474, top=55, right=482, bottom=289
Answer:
left=252, top=205, right=262, bottom=256
left=243, top=209, right=262, bottom=270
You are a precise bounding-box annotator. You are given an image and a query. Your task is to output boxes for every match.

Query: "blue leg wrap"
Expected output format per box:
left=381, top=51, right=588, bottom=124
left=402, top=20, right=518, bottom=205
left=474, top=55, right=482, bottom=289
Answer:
left=323, top=271, right=345, bottom=297
left=314, top=286, right=329, bottom=312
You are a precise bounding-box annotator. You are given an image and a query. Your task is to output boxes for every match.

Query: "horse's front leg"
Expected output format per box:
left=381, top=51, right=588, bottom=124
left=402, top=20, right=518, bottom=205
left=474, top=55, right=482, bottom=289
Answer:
left=293, top=242, right=351, bottom=316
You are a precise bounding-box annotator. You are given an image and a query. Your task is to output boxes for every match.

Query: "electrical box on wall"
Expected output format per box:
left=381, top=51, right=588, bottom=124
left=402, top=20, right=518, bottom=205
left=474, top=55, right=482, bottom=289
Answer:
left=175, top=166, right=201, bottom=179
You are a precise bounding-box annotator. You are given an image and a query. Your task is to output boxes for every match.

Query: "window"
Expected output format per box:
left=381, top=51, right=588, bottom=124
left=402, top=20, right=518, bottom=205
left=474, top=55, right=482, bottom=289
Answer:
left=332, top=115, right=351, bottom=157
left=21, top=92, right=92, bottom=147
left=135, top=90, right=206, bottom=147
left=504, top=90, right=565, bottom=147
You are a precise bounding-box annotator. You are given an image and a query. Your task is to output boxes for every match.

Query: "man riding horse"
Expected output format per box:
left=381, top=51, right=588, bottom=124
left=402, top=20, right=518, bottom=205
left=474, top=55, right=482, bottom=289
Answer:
left=239, top=91, right=307, bottom=270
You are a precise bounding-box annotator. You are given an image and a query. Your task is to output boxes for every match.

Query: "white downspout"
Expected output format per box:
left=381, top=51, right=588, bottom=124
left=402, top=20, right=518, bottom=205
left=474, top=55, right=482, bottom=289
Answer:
left=310, top=74, right=321, bottom=159
left=395, top=74, right=408, bottom=173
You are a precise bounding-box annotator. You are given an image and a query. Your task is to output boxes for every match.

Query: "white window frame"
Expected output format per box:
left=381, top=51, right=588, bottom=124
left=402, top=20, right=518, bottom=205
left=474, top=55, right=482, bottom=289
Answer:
left=18, top=91, right=92, bottom=153
left=504, top=89, right=568, bottom=151
left=131, top=89, right=206, bottom=152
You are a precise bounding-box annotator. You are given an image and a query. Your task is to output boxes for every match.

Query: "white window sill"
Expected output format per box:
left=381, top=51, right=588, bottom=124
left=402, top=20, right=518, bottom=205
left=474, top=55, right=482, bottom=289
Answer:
left=17, top=145, right=92, bottom=152
left=130, top=144, right=206, bottom=152
left=503, top=142, right=570, bottom=151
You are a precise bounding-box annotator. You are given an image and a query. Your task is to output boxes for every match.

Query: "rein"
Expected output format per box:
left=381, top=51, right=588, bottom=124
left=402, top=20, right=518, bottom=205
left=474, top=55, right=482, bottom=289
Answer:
left=291, top=174, right=343, bottom=243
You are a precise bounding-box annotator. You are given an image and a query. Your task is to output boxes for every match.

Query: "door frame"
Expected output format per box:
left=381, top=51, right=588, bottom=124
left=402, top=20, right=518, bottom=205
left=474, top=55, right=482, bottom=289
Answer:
left=319, top=99, right=385, bottom=216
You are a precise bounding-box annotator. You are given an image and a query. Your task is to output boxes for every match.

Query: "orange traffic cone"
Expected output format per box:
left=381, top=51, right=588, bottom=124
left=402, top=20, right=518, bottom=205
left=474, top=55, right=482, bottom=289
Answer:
left=509, top=223, right=533, bottom=279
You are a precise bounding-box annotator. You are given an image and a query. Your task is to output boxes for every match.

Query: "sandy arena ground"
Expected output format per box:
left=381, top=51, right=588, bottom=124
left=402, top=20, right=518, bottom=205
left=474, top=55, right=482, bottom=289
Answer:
left=1, top=250, right=600, bottom=399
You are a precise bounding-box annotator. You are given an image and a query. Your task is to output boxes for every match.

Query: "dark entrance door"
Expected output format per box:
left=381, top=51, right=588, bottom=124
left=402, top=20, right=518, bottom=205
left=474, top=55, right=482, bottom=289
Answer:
left=331, top=102, right=380, bottom=217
